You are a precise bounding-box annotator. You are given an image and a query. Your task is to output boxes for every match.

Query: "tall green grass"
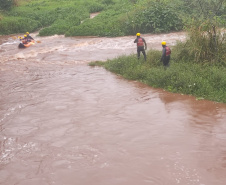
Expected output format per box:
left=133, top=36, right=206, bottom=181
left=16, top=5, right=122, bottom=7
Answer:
left=1, top=0, right=225, bottom=36
left=0, top=0, right=110, bottom=35
left=174, top=20, right=226, bottom=65
left=89, top=47, right=226, bottom=103
left=0, top=16, right=40, bottom=35
left=66, top=0, right=183, bottom=36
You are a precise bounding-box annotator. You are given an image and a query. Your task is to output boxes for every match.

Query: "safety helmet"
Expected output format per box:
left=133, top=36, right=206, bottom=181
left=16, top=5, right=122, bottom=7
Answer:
left=136, top=33, right=140, bottom=36
left=161, top=41, right=166, bottom=45
left=26, top=32, right=29, bottom=35
left=24, top=35, right=27, bottom=37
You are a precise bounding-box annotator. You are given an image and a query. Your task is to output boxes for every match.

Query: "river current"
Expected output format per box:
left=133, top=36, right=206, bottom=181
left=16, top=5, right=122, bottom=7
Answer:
left=0, top=32, right=226, bottom=185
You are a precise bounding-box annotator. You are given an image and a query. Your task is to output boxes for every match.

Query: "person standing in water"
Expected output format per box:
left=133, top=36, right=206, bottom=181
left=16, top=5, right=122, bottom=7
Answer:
left=161, top=41, right=171, bottom=68
left=134, top=33, right=147, bottom=61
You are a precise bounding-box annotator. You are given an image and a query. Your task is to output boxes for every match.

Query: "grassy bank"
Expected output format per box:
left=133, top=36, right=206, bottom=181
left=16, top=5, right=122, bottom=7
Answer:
left=88, top=20, right=226, bottom=103
left=89, top=50, right=226, bottom=103
left=0, top=0, right=109, bottom=35
left=1, top=0, right=225, bottom=36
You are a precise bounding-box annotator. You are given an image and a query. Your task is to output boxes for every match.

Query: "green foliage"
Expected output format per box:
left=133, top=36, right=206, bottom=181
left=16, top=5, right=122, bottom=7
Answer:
left=121, top=1, right=183, bottom=34
left=174, top=20, right=226, bottom=65
left=0, top=16, right=40, bottom=35
left=0, top=0, right=225, bottom=36
left=82, top=1, right=105, bottom=13
left=91, top=49, right=226, bottom=103
left=0, top=0, right=14, bottom=10
left=66, top=9, right=125, bottom=37
left=39, top=7, right=89, bottom=36
left=0, top=0, right=107, bottom=35
left=102, top=0, right=115, bottom=5
left=176, top=0, right=226, bottom=28
left=66, top=1, right=182, bottom=36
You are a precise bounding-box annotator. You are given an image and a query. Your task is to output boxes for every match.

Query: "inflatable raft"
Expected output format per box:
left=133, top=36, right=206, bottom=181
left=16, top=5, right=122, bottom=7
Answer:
left=18, top=40, right=35, bottom=48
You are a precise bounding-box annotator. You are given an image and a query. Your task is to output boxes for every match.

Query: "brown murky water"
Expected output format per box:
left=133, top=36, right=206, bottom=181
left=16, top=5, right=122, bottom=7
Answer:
left=0, top=32, right=226, bottom=185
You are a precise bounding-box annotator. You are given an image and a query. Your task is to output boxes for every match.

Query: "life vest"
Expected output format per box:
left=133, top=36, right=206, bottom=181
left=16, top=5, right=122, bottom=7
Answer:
left=165, top=46, right=171, bottom=56
left=22, top=38, right=28, bottom=44
left=137, top=38, right=144, bottom=47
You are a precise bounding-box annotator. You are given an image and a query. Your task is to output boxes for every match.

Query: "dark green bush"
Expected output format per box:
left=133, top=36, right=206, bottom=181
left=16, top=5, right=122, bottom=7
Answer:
left=121, top=1, right=183, bottom=35
left=102, top=0, right=115, bottom=5
left=0, top=16, right=40, bottom=35
left=66, top=9, right=125, bottom=37
left=39, top=8, right=89, bottom=36
left=0, top=0, right=14, bottom=10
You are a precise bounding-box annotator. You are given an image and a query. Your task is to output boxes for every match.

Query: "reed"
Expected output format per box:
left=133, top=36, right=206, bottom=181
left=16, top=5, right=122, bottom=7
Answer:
left=174, top=20, right=226, bottom=65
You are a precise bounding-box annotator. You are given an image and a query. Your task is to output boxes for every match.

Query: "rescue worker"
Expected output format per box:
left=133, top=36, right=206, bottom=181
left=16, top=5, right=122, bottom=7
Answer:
left=134, top=33, right=147, bottom=61
left=161, top=41, right=171, bottom=68
left=21, top=35, right=28, bottom=44
left=26, top=32, right=34, bottom=41
left=18, top=35, right=28, bottom=48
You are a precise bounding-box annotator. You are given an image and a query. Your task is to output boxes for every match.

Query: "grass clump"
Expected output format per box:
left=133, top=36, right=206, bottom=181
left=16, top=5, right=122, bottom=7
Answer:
left=0, top=16, right=40, bottom=35
left=121, top=1, right=183, bottom=35
left=90, top=45, right=226, bottom=103
left=174, top=20, right=226, bottom=66
left=0, top=0, right=110, bottom=36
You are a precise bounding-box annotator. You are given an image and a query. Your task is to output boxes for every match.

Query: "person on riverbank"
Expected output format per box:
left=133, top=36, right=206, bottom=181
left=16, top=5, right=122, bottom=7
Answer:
left=160, top=41, right=171, bottom=68
left=134, top=33, right=147, bottom=61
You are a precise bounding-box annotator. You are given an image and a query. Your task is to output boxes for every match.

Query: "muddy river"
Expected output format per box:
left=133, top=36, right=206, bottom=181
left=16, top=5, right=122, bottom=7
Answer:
left=0, top=32, right=226, bottom=185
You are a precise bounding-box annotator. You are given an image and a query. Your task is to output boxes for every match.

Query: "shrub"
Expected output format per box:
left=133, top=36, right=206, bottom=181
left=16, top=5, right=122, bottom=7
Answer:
left=66, top=9, right=125, bottom=37
left=0, top=0, right=14, bottom=10
left=121, top=1, right=183, bottom=35
left=174, top=20, right=226, bottom=65
left=0, top=16, right=40, bottom=35
left=102, top=0, right=115, bottom=5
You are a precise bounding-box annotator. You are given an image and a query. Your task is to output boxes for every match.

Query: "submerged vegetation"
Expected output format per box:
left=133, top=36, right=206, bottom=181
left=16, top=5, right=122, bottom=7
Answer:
left=0, top=0, right=226, bottom=103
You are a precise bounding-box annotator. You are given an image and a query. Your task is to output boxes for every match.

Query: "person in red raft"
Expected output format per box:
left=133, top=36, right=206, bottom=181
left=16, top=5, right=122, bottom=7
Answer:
left=160, top=41, right=171, bottom=68
left=134, top=33, right=147, bottom=61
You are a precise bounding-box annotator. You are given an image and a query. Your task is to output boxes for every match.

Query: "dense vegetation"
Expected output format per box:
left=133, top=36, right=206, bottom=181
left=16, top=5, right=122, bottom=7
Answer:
left=1, top=0, right=225, bottom=36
